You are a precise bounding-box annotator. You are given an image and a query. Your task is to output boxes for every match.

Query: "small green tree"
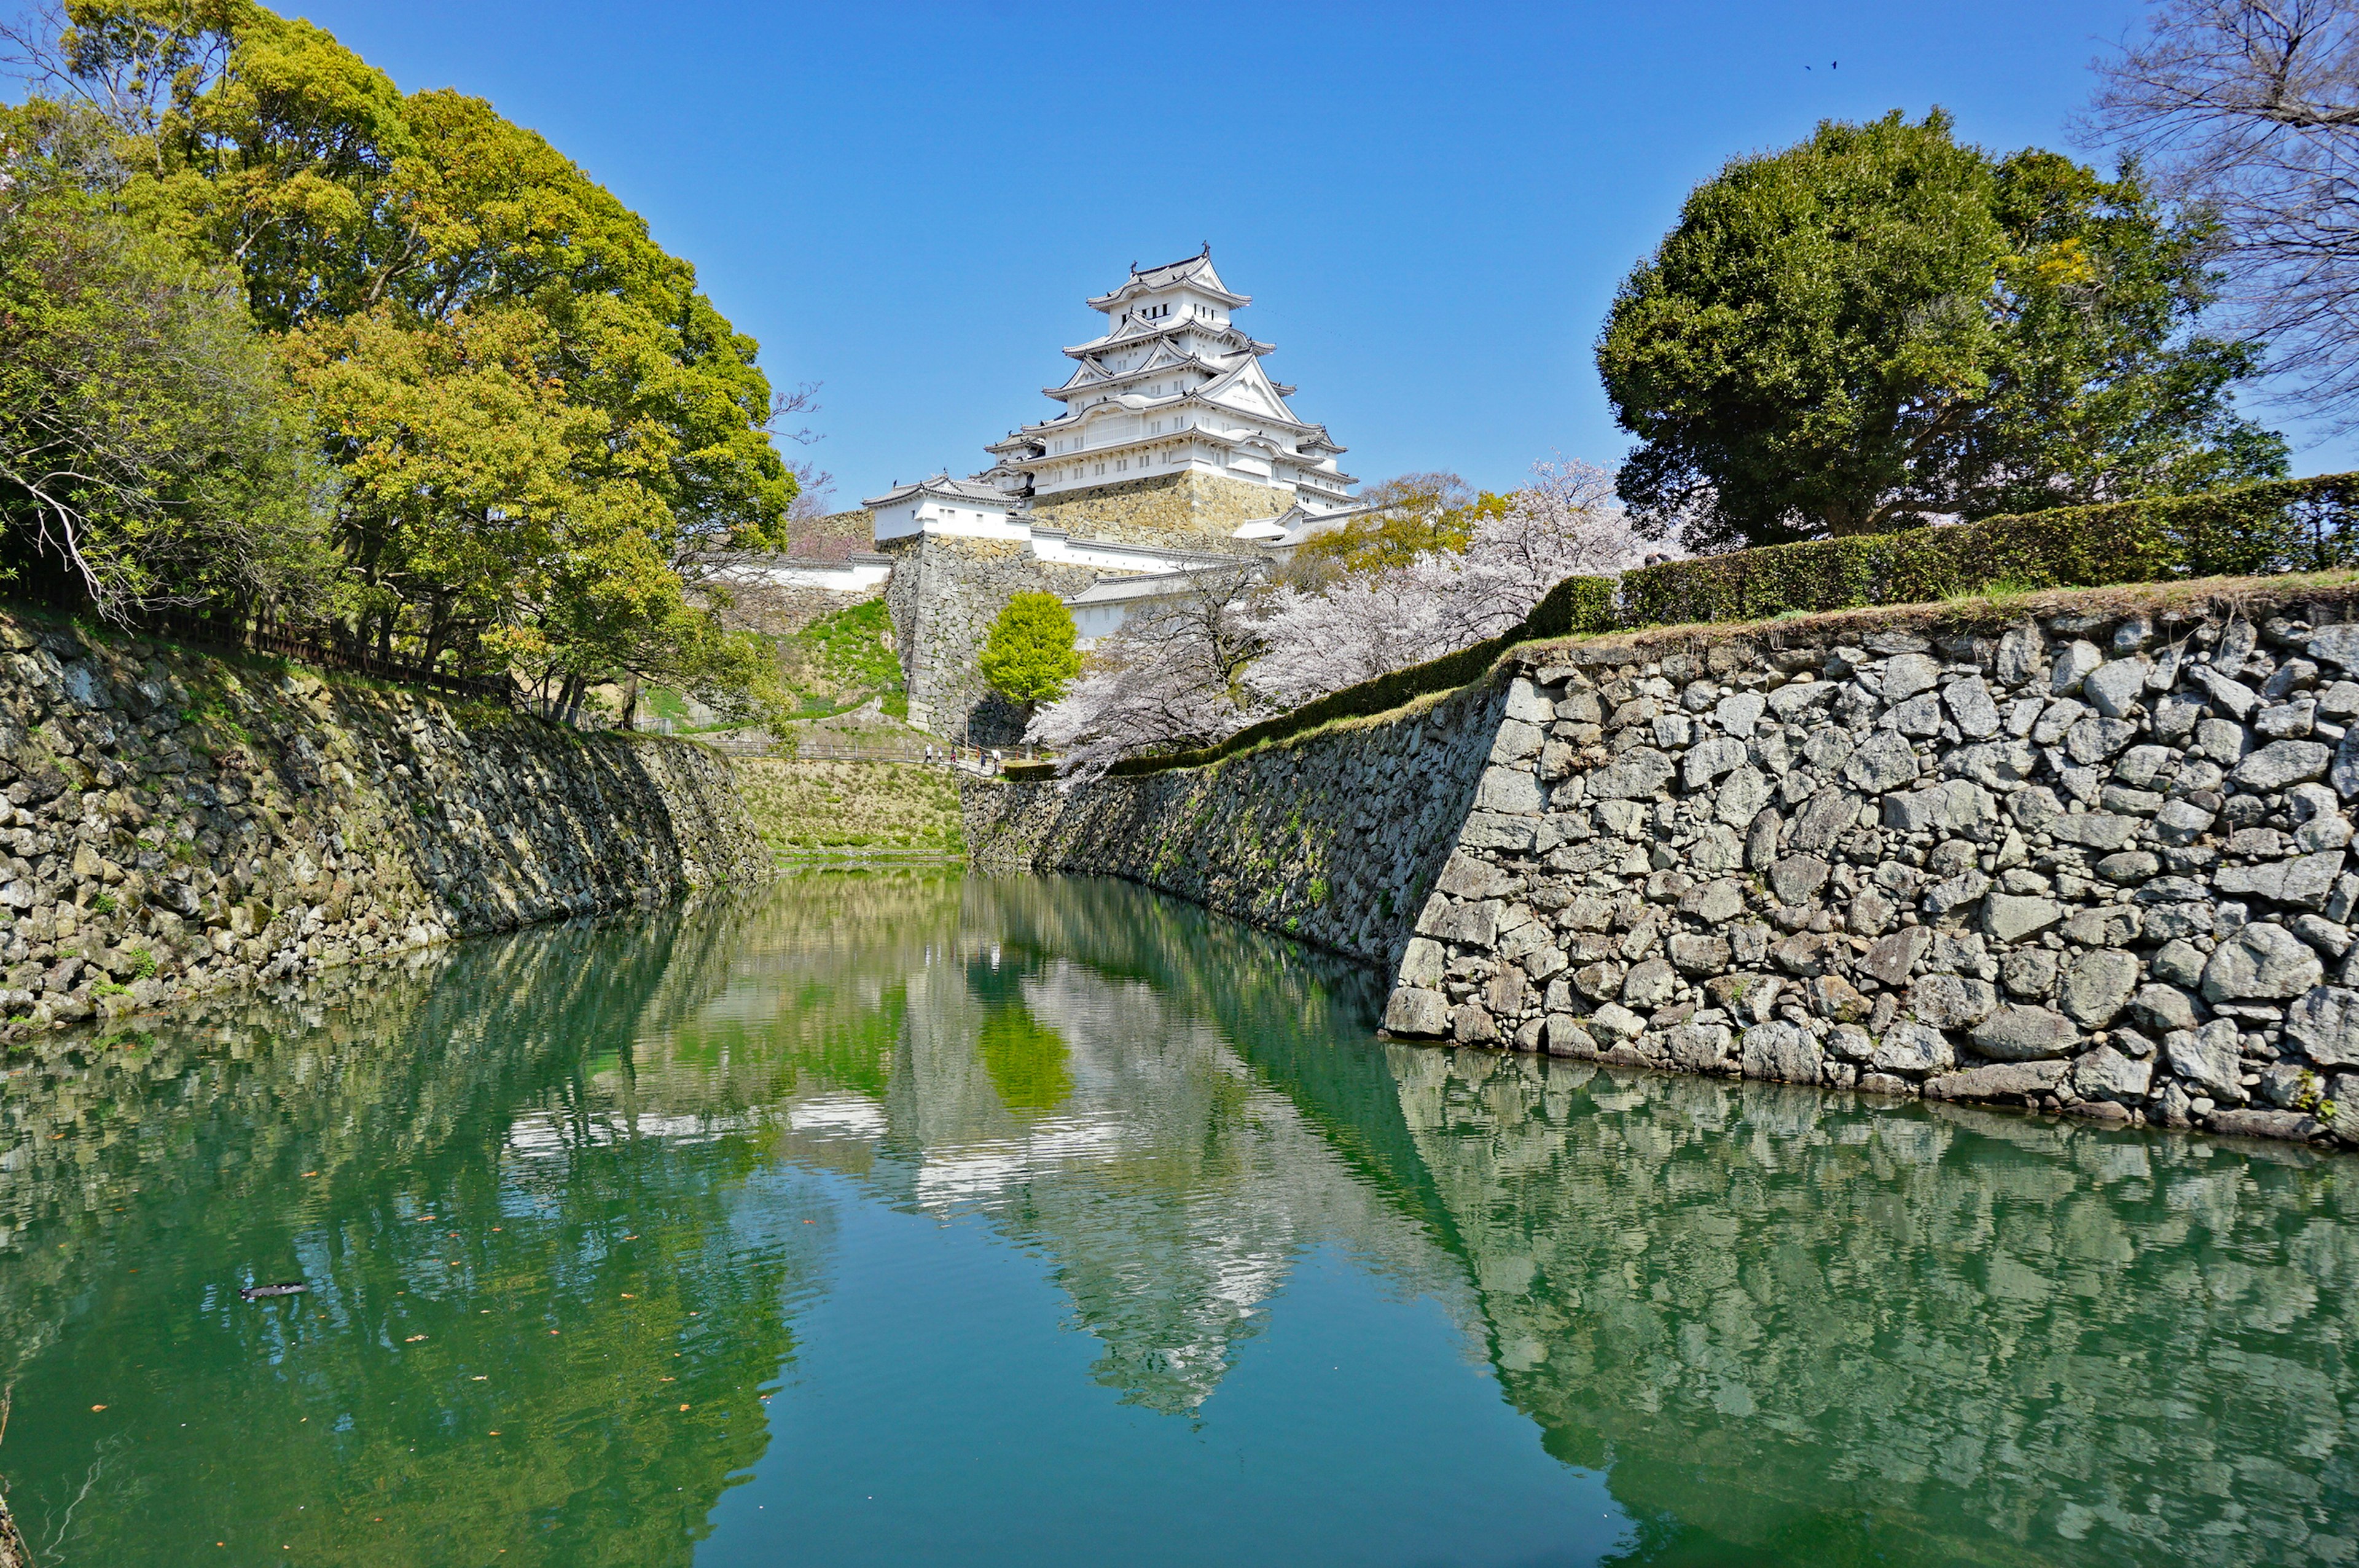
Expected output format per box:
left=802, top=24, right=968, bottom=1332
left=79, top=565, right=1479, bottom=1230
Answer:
left=979, top=591, right=1082, bottom=715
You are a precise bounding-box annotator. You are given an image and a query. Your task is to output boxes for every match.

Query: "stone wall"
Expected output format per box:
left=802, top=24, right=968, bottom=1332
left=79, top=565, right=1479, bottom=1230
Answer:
left=883, top=534, right=1099, bottom=744
left=968, top=580, right=2359, bottom=1148
left=1022, top=470, right=1292, bottom=552
left=963, top=675, right=1508, bottom=964
left=0, top=606, right=770, bottom=1037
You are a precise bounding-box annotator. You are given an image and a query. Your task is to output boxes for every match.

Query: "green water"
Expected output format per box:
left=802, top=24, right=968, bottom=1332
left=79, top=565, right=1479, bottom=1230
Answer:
left=2, top=874, right=2355, bottom=1567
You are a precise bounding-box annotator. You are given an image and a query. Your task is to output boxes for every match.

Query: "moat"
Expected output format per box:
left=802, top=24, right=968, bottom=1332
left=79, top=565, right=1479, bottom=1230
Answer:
left=1, top=873, right=2353, bottom=1566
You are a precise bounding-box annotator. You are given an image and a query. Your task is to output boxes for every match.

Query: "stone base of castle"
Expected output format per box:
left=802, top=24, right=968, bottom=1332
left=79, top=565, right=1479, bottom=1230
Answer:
left=882, top=534, right=1101, bottom=745
left=1021, top=470, right=1293, bottom=553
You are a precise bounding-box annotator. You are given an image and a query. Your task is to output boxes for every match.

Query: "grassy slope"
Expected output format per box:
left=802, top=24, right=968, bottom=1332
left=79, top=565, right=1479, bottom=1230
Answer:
left=732, top=758, right=963, bottom=862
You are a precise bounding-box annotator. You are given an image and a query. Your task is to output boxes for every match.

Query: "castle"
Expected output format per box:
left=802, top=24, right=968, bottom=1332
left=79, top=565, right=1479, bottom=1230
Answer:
left=764, top=251, right=1366, bottom=741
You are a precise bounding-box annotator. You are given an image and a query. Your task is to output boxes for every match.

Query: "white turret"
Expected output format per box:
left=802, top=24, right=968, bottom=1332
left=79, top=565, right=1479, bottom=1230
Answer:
left=979, top=248, right=1357, bottom=513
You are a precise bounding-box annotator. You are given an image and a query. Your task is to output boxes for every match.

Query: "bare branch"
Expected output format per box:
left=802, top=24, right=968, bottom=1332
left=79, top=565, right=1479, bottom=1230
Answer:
left=2087, top=0, right=2359, bottom=426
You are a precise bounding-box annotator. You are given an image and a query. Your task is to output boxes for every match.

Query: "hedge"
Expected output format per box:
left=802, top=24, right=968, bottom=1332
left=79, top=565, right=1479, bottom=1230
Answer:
left=1619, top=470, right=2359, bottom=628
left=1026, top=471, right=2359, bottom=781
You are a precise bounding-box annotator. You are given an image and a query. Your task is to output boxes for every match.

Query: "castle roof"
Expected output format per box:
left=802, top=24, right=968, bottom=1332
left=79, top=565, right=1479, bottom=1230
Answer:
left=1085, top=247, right=1249, bottom=311
left=859, top=473, right=1009, bottom=510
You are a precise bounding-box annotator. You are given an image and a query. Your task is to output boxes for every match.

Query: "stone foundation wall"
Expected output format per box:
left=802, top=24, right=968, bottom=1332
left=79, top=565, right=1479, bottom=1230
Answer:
left=968, top=579, right=2359, bottom=1149
left=0, top=607, right=770, bottom=1037
left=883, top=535, right=1098, bottom=744
left=1022, top=470, right=1293, bottom=552
left=961, top=675, right=1508, bottom=964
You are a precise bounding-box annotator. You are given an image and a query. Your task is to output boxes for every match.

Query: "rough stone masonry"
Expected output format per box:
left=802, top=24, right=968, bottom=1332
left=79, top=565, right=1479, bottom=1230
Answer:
left=969, top=581, right=2359, bottom=1149
left=0, top=608, right=770, bottom=1037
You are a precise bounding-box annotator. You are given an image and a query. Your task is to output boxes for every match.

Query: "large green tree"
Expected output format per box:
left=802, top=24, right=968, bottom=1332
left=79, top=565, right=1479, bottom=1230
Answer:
left=1596, top=109, right=2286, bottom=552
left=14, top=1, right=796, bottom=719
left=0, top=96, right=326, bottom=618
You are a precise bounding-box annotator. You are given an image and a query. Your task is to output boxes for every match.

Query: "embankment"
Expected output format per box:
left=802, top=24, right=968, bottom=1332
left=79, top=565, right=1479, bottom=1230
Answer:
left=0, top=607, right=768, bottom=1034
left=966, top=577, right=2359, bottom=1146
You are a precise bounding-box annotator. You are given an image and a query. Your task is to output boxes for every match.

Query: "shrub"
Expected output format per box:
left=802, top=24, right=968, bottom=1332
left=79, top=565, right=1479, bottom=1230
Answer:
left=1619, top=471, right=2359, bottom=628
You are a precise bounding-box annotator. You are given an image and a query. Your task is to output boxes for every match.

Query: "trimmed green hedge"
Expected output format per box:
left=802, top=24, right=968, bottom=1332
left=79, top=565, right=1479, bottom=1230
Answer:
left=1039, top=472, right=2359, bottom=781
left=1620, top=471, right=2359, bottom=628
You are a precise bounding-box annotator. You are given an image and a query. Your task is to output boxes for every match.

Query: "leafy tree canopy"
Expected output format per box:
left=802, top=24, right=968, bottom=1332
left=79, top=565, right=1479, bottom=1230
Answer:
left=979, top=591, right=1082, bottom=712
left=1596, top=109, right=2287, bottom=553
left=0, top=96, right=328, bottom=617
left=8, top=1, right=796, bottom=721
left=1283, top=471, right=1509, bottom=587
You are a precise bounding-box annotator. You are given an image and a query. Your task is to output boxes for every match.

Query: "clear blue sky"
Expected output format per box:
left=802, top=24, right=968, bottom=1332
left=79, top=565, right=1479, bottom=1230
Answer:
left=281, top=0, right=2357, bottom=511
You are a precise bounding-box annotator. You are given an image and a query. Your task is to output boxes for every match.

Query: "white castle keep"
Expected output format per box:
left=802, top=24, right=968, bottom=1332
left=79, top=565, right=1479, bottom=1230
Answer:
left=753, top=251, right=1373, bottom=740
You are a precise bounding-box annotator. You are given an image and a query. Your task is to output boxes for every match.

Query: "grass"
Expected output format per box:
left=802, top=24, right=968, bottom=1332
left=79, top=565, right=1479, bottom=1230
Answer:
left=733, top=757, right=964, bottom=863
left=780, top=598, right=906, bottom=716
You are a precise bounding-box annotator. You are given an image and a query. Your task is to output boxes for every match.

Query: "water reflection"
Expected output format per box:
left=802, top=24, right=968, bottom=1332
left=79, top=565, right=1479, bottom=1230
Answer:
left=1382, top=1050, right=2359, bottom=1564
left=0, top=872, right=2351, bottom=1566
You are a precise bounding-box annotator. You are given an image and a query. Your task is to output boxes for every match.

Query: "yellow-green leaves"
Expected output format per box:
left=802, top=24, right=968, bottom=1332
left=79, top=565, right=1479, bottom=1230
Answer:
left=979, top=592, right=1083, bottom=712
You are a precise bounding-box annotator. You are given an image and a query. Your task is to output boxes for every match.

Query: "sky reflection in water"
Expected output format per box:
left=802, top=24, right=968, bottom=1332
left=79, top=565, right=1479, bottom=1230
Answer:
left=0, top=872, right=2352, bottom=1566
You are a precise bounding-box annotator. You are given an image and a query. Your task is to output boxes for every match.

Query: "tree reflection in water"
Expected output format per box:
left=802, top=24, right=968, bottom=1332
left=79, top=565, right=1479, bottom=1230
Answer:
left=0, top=870, right=2350, bottom=1566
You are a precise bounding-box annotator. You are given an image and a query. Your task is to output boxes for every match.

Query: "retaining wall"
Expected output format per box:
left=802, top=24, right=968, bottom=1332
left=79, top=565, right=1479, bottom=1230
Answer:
left=966, top=579, right=2359, bottom=1147
left=882, top=534, right=1100, bottom=745
left=0, top=606, right=770, bottom=1036
left=963, top=675, right=1509, bottom=964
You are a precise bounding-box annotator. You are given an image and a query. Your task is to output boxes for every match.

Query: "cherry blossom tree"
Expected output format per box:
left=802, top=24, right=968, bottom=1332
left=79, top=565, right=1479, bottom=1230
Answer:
left=1024, top=568, right=1272, bottom=778
left=1030, top=459, right=1654, bottom=774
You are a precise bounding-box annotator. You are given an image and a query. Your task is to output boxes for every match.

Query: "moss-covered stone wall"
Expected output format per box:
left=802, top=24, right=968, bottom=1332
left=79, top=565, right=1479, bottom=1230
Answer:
left=965, top=577, right=2359, bottom=1150
left=0, top=607, right=770, bottom=1037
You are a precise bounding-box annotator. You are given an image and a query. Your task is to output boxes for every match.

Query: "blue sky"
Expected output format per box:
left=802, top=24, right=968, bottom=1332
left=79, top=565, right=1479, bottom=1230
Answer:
left=283, top=0, right=2357, bottom=510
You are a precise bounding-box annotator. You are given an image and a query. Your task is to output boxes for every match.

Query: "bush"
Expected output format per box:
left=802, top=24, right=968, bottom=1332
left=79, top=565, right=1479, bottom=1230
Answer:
left=1619, top=471, right=2359, bottom=627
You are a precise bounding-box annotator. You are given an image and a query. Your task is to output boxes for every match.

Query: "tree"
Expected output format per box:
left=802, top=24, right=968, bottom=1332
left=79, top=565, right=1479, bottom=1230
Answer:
left=1026, top=569, right=1269, bottom=777
left=1252, top=459, right=1641, bottom=708
left=1597, top=109, right=2285, bottom=553
left=4, top=2, right=798, bottom=718
left=1281, top=470, right=1507, bottom=587
left=2086, top=0, right=2359, bottom=430
left=0, top=97, right=326, bottom=619
left=978, top=590, right=1082, bottom=714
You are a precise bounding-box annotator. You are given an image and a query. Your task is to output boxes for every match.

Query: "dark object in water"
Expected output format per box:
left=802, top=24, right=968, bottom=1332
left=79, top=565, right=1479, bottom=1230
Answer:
left=238, top=1282, right=307, bottom=1300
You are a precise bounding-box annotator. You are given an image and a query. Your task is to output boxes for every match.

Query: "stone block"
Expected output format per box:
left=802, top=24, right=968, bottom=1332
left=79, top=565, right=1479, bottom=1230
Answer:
left=1944, top=677, right=2001, bottom=738
left=2232, top=739, right=2333, bottom=790
left=1382, top=987, right=1451, bottom=1037
left=1434, top=853, right=1511, bottom=900
left=1844, top=730, right=1919, bottom=792
left=1543, top=1016, right=1598, bottom=1058
left=1872, top=1022, right=1955, bottom=1074
left=1740, top=1021, right=1823, bottom=1085
left=2166, top=1020, right=2248, bottom=1101
left=2201, top=921, right=2323, bottom=1000
left=2048, top=812, right=2138, bottom=851
left=2058, top=948, right=2140, bottom=1026
left=1968, top=1005, right=2079, bottom=1061
left=1622, top=957, right=1678, bottom=1008
left=1668, top=932, right=1731, bottom=975
left=1588, top=748, right=1674, bottom=800
left=1475, top=766, right=1546, bottom=816
left=1859, top=927, right=1932, bottom=986
left=2051, top=640, right=2103, bottom=695
left=1983, top=894, right=2064, bottom=943
left=1907, top=973, right=1998, bottom=1029
left=1922, top=1059, right=2070, bottom=1102
left=2283, top=985, right=2359, bottom=1067
left=1666, top=1023, right=1734, bottom=1072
